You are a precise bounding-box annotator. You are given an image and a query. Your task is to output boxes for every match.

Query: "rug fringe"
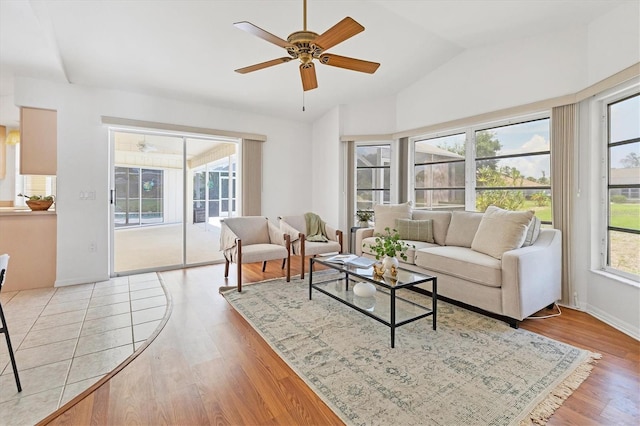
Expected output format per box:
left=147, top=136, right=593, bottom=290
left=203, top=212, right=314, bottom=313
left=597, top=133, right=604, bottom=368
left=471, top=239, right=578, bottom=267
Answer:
left=521, top=352, right=602, bottom=425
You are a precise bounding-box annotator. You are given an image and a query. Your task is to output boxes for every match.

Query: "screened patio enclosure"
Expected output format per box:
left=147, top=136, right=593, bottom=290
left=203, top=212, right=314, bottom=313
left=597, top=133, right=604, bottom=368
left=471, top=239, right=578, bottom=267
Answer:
left=111, top=131, right=238, bottom=274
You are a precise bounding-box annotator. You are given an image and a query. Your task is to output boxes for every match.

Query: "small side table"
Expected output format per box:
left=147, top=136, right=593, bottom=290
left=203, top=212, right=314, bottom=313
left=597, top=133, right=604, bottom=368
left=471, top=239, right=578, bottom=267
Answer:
left=350, top=226, right=365, bottom=253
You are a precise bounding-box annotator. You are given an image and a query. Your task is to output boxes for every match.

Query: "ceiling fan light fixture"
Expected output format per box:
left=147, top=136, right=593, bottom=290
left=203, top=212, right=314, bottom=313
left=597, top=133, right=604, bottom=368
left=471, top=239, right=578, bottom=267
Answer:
left=233, top=0, right=379, bottom=91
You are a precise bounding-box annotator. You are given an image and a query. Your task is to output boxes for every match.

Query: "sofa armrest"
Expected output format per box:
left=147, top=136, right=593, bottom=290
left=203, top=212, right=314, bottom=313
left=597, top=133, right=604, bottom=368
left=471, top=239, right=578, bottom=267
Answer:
left=354, top=227, right=375, bottom=256
left=501, top=229, right=562, bottom=320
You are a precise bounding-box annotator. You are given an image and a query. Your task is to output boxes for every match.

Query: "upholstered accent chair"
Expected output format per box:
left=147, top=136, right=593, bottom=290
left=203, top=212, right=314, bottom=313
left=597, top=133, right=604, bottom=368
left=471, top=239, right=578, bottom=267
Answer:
left=279, top=215, right=343, bottom=279
left=220, top=217, right=291, bottom=291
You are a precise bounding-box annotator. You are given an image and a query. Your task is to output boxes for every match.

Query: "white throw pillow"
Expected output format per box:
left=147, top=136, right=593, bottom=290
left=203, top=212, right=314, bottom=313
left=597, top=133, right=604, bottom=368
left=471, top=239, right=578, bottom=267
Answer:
left=445, top=211, right=484, bottom=248
left=471, top=206, right=534, bottom=259
left=374, top=202, right=412, bottom=235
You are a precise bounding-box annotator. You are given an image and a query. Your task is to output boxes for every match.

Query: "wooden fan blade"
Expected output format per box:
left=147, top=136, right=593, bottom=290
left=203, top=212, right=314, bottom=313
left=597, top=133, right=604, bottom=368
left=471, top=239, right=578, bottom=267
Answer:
left=300, top=63, right=318, bottom=91
left=319, top=54, right=380, bottom=74
left=313, top=17, right=364, bottom=51
left=235, top=57, right=292, bottom=74
left=233, top=21, right=292, bottom=48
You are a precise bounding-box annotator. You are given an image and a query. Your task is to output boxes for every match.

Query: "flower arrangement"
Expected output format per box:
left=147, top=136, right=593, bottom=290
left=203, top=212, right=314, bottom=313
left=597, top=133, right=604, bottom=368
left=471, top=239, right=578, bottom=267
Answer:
left=355, top=210, right=373, bottom=222
left=367, top=227, right=412, bottom=262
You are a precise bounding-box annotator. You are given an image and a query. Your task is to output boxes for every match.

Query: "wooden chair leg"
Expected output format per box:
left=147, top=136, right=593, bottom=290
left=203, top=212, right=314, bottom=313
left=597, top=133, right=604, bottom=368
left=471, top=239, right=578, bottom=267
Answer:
left=281, top=259, right=286, bottom=269
left=224, top=259, right=230, bottom=277
left=262, top=261, right=267, bottom=272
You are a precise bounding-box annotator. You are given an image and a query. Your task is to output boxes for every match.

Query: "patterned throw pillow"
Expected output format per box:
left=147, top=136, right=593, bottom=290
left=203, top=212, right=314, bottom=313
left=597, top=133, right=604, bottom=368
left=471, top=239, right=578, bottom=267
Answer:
left=522, top=215, right=542, bottom=246
left=395, top=218, right=434, bottom=243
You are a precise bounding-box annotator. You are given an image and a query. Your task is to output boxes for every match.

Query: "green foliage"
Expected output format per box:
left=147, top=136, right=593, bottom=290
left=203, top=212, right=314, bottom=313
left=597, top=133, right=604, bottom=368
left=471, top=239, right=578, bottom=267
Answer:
left=611, top=194, right=628, bottom=204
left=356, top=210, right=373, bottom=222
left=621, top=152, right=640, bottom=168
left=18, top=193, right=54, bottom=201
left=475, top=130, right=502, bottom=163
left=438, top=130, right=501, bottom=165
left=476, top=190, right=525, bottom=212
left=610, top=203, right=640, bottom=231
left=531, top=191, right=551, bottom=207
left=368, top=227, right=412, bottom=261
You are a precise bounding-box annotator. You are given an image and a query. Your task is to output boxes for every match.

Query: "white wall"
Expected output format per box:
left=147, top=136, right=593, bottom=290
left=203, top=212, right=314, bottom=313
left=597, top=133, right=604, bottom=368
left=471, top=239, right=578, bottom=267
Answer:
left=13, top=77, right=312, bottom=286
left=587, top=1, right=640, bottom=86
left=396, top=27, right=588, bottom=131
left=340, top=95, right=396, bottom=136
left=310, top=106, right=341, bottom=228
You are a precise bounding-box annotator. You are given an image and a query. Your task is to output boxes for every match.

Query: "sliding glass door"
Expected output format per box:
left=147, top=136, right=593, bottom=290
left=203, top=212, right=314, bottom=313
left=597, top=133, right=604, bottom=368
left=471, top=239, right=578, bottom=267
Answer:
left=111, top=130, right=238, bottom=275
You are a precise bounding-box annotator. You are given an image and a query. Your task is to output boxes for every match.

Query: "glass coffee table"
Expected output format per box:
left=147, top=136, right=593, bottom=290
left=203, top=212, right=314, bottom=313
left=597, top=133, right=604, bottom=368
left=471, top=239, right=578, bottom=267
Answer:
left=309, top=256, right=437, bottom=348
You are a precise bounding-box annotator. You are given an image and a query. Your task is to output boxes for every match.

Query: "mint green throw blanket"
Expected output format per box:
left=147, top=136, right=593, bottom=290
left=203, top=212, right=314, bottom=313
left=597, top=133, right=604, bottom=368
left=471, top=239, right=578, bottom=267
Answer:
left=304, top=212, right=329, bottom=242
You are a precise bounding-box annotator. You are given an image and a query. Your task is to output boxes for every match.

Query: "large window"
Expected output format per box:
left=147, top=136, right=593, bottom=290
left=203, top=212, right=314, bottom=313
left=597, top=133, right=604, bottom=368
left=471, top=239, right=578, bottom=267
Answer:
left=193, top=156, right=237, bottom=221
left=413, top=133, right=466, bottom=210
left=114, top=166, right=164, bottom=227
left=474, top=118, right=551, bottom=222
left=606, top=93, right=640, bottom=278
left=356, top=144, right=392, bottom=213
left=411, top=116, right=551, bottom=219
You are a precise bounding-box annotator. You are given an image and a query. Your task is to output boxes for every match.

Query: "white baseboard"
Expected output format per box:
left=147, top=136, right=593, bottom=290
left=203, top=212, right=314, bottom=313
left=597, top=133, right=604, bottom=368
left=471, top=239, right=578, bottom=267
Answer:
left=55, top=274, right=110, bottom=287
left=586, top=303, right=640, bottom=341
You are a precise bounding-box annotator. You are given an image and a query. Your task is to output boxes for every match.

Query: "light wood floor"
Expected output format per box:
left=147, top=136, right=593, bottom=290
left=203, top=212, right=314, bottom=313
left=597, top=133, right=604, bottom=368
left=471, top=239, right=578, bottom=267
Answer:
left=41, top=258, right=639, bottom=425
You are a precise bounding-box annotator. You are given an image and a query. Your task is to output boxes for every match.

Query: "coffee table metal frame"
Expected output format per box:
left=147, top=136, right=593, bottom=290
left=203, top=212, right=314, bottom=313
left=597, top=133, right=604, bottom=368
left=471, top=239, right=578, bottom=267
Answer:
left=309, top=256, right=437, bottom=348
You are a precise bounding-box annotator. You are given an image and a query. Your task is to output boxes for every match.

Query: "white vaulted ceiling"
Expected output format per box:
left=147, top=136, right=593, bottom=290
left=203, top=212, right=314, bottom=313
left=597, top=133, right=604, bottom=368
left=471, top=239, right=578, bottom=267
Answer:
left=0, top=0, right=629, bottom=125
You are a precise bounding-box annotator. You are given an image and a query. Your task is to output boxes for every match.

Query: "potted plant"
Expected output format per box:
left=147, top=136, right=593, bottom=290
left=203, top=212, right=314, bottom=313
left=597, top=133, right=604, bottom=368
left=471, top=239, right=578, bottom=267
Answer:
left=355, top=210, right=373, bottom=227
left=367, top=227, right=413, bottom=272
left=18, top=193, right=55, bottom=211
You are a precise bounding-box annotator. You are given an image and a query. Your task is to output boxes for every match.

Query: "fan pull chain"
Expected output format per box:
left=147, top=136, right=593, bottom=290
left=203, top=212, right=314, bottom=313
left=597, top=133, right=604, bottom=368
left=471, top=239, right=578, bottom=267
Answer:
left=302, top=91, right=305, bottom=112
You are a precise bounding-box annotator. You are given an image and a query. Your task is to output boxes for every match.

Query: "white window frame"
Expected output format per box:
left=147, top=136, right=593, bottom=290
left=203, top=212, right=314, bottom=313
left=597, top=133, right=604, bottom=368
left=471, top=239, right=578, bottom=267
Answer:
left=470, top=113, right=551, bottom=217
left=597, top=83, right=640, bottom=281
left=409, top=129, right=468, bottom=210
left=354, top=140, right=398, bottom=215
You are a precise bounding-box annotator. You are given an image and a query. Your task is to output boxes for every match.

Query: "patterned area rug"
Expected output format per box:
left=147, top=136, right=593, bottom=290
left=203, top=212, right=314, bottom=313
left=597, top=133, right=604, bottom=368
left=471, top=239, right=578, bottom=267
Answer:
left=222, top=273, right=600, bottom=425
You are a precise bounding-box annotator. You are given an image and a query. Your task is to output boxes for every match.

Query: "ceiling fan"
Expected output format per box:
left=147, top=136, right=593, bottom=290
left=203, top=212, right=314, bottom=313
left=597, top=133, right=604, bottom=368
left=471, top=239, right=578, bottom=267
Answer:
left=137, top=138, right=157, bottom=153
left=233, top=0, right=380, bottom=91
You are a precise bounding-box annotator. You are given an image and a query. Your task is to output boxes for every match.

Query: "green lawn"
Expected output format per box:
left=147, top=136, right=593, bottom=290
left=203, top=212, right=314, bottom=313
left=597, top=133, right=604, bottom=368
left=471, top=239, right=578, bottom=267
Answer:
left=522, top=200, right=552, bottom=222
left=520, top=201, right=640, bottom=231
left=609, top=203, right=640, bottom=231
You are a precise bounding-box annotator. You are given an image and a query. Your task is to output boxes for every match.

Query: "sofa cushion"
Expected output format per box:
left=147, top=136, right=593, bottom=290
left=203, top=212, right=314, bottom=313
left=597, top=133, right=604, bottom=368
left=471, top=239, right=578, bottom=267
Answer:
left=395, top=218, right=434, bottom=243
left=415, top=246, right=502, bottom=288
left=445, top=211, right=484, bottom=247
left=471, top=206, right=533, bottom=259
left=361, top=236, right=436, bottom=265
left=374, top=202, right=412, bottom=235
left=411, top=210, right=452, bottom=246
left=522, top=215, right=542, bottom=247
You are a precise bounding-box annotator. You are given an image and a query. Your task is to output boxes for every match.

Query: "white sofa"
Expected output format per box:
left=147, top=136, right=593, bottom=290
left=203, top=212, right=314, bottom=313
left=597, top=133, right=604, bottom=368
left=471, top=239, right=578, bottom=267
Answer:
left=354, top=203, right=562, bottom=327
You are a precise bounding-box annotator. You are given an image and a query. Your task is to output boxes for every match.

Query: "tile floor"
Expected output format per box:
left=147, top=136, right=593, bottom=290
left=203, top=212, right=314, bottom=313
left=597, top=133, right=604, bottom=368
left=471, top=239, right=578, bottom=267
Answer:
left=0, top=272, right=168, bottom=426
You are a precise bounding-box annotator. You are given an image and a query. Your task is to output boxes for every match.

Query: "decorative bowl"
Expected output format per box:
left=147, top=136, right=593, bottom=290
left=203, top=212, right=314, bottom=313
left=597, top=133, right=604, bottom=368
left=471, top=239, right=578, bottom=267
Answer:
left=26, top=200, right=54, bottom=211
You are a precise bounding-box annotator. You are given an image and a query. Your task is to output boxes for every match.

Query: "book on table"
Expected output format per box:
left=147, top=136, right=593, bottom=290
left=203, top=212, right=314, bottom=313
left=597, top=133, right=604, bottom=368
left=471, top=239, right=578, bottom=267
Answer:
left=324, top=254, right=376, bottom=268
